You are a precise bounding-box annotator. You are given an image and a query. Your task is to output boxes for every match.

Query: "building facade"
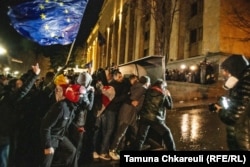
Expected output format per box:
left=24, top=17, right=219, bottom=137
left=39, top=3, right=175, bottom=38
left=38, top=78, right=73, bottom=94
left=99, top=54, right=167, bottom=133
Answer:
left=83, top=0, right=250, bottom=74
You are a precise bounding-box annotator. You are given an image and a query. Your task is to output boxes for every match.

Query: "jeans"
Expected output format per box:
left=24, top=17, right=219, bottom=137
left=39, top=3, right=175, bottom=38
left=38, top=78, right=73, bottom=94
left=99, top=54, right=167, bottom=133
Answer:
left=0, top=144, right=10, bottom=167
left=100, top=110, right=117, bottom=154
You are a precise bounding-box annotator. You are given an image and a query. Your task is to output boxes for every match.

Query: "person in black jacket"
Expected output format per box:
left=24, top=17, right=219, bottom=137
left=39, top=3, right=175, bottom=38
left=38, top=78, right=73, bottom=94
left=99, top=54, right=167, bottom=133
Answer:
left=213, top=54, right=250, bottom=150
left=99, top=70, right=129, bottom=160
left=40, top=75, right=80, bottom=167
left=0, top=63, right=40, bottom=167
left=134, top=78, right=176, bottom=151
left=109, top=75, right=151, bottom=160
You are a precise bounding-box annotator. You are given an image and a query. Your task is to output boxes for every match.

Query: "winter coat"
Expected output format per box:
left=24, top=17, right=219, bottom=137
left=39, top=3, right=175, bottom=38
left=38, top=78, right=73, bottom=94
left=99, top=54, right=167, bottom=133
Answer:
left=139, top=86, right=173, bottom=123
left=118, top=82, right=147, bottom=125
left=219, top=67, right=250, bottom=150
left=0, top=71, right=39, bottom=146
left=40, top=99, right=77, bottom=149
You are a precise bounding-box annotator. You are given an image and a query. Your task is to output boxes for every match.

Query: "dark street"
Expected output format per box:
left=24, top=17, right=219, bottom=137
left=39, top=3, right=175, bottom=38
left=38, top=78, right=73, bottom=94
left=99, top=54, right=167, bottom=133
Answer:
left=166, top=107, right=227, bottom=151
left=80, top=105, right=228, bottom=167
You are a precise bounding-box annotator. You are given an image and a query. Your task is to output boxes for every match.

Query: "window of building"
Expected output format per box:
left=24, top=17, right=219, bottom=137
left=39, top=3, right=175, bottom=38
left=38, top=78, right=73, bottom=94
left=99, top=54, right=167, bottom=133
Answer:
left=191, top=0, right=203, bottom=17
left=190, top=29, right=197, bottom=43
left=197, top=0, right=204, bottom=14
left=191, top=2, right=198, bottom=17
left=198, top=27, right=203, bottom=41
left=190, top=27, right=203, bottom=44
left=143, top=48, right=149, bottom=57
left=145, top=13, right=150, bottom=22
left=144, top=30, right=150, bottom=41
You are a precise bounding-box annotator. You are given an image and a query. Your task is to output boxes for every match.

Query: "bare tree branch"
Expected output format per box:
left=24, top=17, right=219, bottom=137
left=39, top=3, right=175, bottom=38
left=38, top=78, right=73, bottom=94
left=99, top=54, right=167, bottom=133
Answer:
left=227, top=0, right=250, bottom=41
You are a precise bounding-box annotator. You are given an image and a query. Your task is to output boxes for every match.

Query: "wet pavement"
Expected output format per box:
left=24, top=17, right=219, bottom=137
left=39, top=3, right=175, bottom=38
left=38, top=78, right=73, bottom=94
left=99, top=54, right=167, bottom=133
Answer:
left=166, top=107, right=227, bottom=151
left=79, top=98, right=228, bottom=166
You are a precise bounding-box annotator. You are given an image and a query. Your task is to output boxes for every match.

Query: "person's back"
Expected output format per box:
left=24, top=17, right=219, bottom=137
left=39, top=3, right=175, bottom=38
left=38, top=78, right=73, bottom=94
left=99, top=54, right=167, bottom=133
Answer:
left=134, top=79, right=176, bottom=151
left=108, top=75, right=151, bottom=160
left=140, top=80, right=172, bottom=123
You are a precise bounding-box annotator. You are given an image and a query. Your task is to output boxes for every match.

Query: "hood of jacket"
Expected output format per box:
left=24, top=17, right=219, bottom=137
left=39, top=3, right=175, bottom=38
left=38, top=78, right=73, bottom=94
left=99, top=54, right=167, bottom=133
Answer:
left=77, top=72, right=92, bottom=88
left=221, top=54, right=250, bottom=79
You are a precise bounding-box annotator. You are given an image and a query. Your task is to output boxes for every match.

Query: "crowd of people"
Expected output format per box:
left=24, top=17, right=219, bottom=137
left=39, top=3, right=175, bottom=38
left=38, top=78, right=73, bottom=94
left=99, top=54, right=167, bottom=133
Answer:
left=165, top=59, right=216, bottom=84
left=0, top=64, right=176, bottom=167
left=0, top=54, right=249, bottom=167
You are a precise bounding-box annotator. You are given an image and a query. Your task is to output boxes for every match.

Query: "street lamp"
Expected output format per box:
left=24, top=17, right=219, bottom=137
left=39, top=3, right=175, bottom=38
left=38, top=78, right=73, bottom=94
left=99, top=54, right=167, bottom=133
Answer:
left=180, top=64, right=186, bottom=70
left=0, top=45, right=7, bottom=55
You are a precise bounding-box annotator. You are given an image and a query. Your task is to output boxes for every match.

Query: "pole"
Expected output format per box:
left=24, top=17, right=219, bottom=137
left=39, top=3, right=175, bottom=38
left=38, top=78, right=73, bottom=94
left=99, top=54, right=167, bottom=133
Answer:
left=65, top=39, right=76, bottom=66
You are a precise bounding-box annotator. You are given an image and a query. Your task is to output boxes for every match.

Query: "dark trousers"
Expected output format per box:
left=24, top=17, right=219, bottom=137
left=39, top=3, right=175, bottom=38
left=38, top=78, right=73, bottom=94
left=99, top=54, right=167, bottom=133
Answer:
left=40, top=137, right=77, bottom=167
left=135, top=118, right=176, bottom=151
left=110, top=122, right=137, bottom=151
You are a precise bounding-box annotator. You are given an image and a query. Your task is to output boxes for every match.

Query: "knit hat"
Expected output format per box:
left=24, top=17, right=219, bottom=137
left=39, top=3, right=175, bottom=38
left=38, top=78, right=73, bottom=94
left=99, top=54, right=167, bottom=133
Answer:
left=221, top=54, right=250, bottom=79
left=54, top=74, right=69, bottom=95
left=54, top=74, right=68, bottom=86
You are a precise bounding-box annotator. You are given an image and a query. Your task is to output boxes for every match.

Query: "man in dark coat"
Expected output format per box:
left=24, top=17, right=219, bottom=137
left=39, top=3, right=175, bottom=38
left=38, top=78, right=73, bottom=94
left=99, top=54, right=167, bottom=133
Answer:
left=134, top=78, right=176, bottom=151
left=99, top=70, right=129, bottom=160
left=0, top=63, right=40, bottom=167
left=40, top=75, right=80, bottom=167
left=214, top=54, right=250, bottom=150
left=109, top=75, right=151, bottom=160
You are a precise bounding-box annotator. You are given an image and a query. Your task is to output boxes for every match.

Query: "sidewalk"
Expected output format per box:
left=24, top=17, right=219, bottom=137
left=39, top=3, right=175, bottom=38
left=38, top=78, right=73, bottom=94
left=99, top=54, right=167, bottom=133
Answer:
left=172, top=98, right=217, bottom=111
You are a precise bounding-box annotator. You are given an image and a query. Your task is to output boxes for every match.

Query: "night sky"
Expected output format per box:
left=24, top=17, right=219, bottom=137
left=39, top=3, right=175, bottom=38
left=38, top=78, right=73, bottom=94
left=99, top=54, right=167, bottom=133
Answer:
left=0, top=0, right=104, bottom=56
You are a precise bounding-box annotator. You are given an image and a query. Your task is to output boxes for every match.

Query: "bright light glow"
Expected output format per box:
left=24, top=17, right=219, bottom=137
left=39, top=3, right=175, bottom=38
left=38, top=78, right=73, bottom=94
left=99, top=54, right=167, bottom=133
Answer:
left=0, top=46, right=7, bottom=55
left=57, top=66, right=62, bottom=72
left=4, top=67, right=10, bottom=72
left=190, top=65, right=197, bottom=71
left=180, top=64, right=186, bottom=70
left=14, top=71, right=19, bottom=75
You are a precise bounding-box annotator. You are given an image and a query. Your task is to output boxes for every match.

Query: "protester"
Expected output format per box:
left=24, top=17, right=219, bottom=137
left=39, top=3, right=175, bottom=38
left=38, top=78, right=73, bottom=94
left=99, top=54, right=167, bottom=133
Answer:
left=88, top=68, right=115, bottom=160
left=98, top=70, right=129, bottom=160
left=40, top=75, right=80, bottom=167
left=0, top=63, right=40, bottom=167
left=69, top=72, right=94, bottom=163
left=109, top=75, right=151, bottom=160
left=134, top=78, right=176, bottom=151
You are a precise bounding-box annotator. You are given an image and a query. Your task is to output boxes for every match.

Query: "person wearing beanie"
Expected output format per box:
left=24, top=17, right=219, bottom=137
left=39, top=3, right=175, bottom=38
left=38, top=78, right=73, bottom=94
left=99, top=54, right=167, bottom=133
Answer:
left=109, top=75, right=151, bottom=160
left=53, top=74, right=69, bottom=102
left=213, top=54, right=250, bottom=150
left=40, top=75, right=80, bottom=167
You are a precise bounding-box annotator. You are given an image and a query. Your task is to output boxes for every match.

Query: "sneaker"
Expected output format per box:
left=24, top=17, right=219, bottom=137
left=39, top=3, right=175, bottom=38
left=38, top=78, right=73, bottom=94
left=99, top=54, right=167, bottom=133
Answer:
left=99, top=153, right=111, bottom=161
left=109, top=150, right=120, bottom=160
left=93, top=152, right=99, bottom=159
